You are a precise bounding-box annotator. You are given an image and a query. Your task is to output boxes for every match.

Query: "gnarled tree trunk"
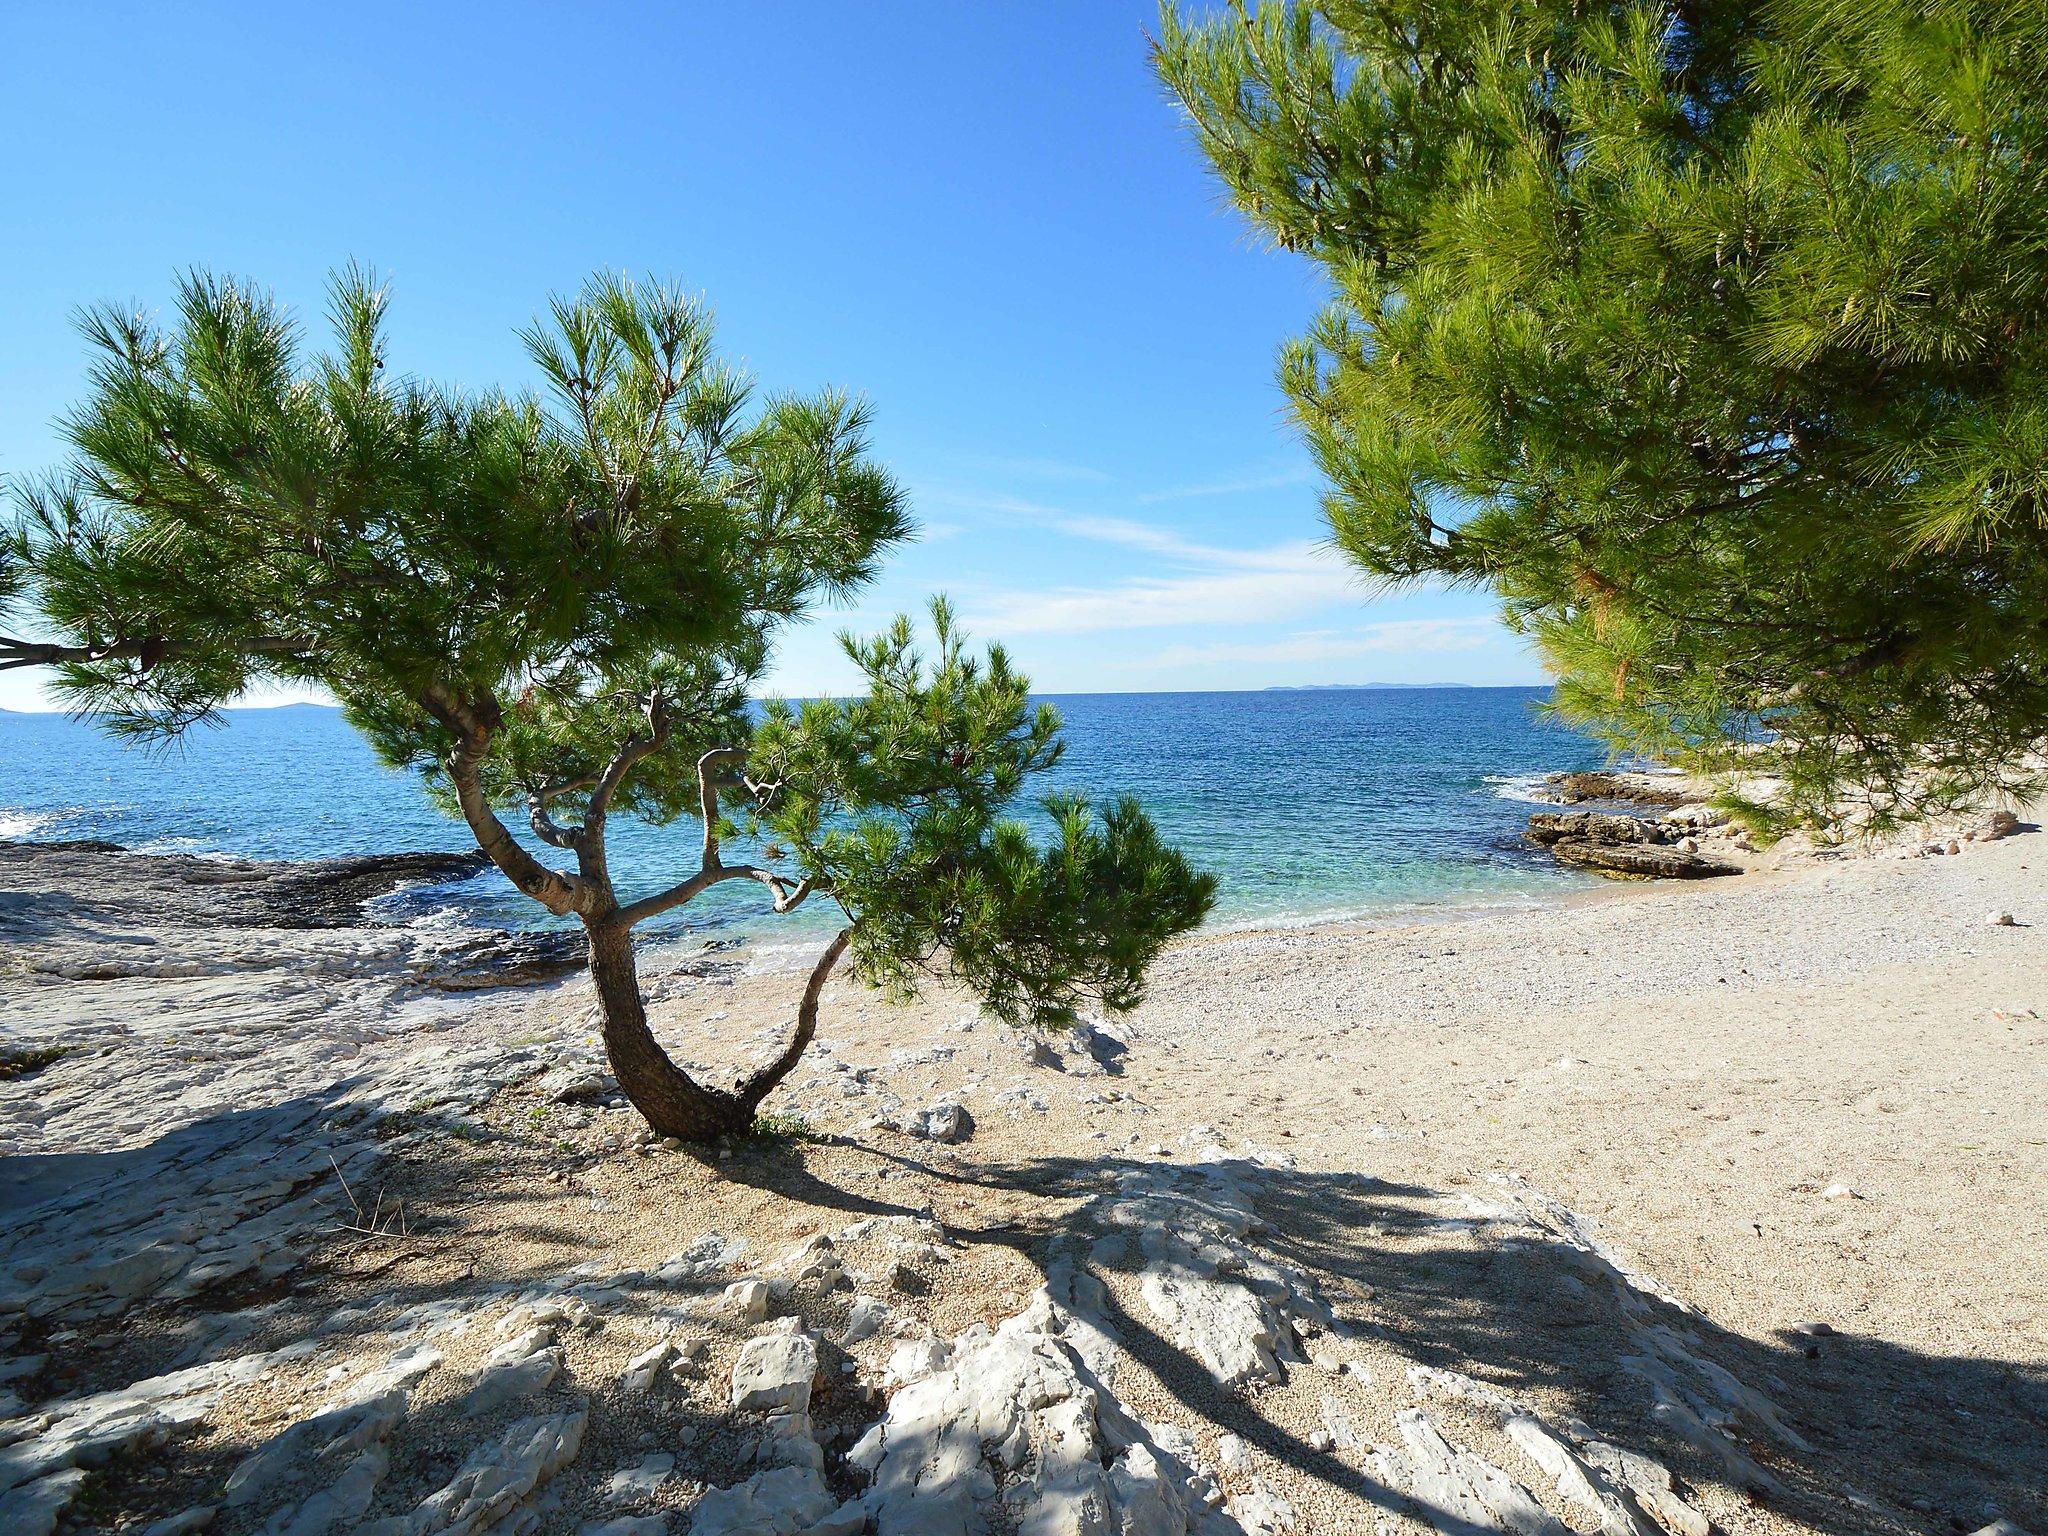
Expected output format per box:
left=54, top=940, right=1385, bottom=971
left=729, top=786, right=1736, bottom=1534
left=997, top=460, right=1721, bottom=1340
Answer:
left=583, top=916, right=850, bottom=1142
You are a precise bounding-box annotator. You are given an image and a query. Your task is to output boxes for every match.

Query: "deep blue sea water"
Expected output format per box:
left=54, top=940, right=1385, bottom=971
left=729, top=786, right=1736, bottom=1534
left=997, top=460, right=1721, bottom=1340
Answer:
left=0, top=689, right=1606, bottom=940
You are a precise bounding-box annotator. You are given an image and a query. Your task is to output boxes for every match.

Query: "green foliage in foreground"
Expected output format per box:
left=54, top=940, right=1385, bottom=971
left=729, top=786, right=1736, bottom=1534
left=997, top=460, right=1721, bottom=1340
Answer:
left=1158, top=0, right=2048, bottom=833
left=3, top=270, right=1213, bottom=1132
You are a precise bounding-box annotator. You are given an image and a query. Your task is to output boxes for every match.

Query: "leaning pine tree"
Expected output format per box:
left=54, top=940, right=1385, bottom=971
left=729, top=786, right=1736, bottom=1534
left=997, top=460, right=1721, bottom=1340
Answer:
left=1158, top=0, right=2048, bottom=833
left=1, top=270, right=1215, bottom=1140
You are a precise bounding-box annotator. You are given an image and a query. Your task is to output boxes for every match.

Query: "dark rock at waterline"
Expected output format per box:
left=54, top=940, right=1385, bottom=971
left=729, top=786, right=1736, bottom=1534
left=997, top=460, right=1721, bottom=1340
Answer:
left=1544, top=770, right=1690, bottom=806
left=1525, top=810, right=1669, bottom=847
left=1, top=838, right=591, bottom=990
left=1, top=839, right=487, bottom=930
left=1523, top=810, right=1740, bottom=878
left=1546, top=840, right=1742, bottom=879
left=414, top=928, right=589, bottom=990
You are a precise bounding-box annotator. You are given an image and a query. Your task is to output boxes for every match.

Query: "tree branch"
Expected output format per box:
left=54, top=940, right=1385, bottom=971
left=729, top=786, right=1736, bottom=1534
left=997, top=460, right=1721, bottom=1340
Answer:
left=418, top=682, right=585, bottom=918
left=526, top=795, right=582, bottom=850
left=612, top=864, right=821, bottom=930
left=0, top=631, right=316, bottom=673
left=694, top=745, right=749, bottom=868
left=588, top=700, right=673, bottom=820
left=735, top=927, right=850, bottom=1114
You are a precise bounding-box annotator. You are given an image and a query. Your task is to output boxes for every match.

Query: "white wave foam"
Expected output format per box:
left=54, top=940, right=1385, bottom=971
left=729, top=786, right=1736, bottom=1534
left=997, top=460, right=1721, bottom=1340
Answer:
left=127, top=836, right=241, bottom=861
left=1481, top=772, right=1568, bottom=804
left=1212, top=887, right=1554, bottom=937
left=0, top=808, right=62, bottom=839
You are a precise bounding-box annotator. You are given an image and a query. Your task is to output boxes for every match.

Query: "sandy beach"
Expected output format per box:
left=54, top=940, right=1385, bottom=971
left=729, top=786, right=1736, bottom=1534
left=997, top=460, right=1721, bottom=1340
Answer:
left=2, top=823, right=2042, bottom=1536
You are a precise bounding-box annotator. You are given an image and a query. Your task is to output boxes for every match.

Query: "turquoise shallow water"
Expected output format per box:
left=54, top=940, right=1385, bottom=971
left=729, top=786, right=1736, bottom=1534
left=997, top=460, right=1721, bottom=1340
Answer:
left=0, top=688, right=1605, bottom=939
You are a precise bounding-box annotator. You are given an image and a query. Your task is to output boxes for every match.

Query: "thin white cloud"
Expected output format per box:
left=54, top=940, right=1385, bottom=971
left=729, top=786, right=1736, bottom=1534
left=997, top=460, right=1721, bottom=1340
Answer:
left=1136, top=467, right=1316, bottom=505
left=914, top=488, right=1066, bottom=518
left=962, top=559, right=1362, bottom=637
left=1046, top=515, right=1322, bottom=572
left=1146, top=618, right=1502, bottom=667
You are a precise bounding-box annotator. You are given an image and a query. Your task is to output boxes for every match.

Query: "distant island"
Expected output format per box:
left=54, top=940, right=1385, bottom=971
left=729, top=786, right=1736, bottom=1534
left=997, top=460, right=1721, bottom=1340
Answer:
left=1263, top=681, right=1479, bottom=691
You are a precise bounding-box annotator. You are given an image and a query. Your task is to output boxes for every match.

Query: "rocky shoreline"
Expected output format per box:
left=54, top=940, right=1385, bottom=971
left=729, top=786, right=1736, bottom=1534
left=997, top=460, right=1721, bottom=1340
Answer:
left=2, top=824, right=2044, bottom=1536
left=1, top=840, right=588, bottom=993
left=1517, top=769, right=2030, bottom=881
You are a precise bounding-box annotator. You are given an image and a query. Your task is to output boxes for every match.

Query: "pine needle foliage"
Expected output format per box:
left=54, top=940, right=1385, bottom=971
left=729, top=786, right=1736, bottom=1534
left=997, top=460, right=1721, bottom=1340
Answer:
left=3, top=270, right=1213, bottom=1138
left=1157, top=0, right=2048, bottom=834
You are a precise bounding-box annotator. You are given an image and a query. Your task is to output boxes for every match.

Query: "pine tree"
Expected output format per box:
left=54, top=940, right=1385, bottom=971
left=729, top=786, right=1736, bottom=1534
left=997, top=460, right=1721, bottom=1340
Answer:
left=2, top=270, right=1215, bottom=1139
left=1158, top=0, right=2048, bottom=832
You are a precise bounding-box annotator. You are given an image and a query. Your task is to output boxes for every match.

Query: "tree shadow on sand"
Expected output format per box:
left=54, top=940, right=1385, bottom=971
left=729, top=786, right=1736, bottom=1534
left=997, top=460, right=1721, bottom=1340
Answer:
left=720, top=1138, right=2047, bottom=1536
left=5, top=1095, right=2041, bottom=1536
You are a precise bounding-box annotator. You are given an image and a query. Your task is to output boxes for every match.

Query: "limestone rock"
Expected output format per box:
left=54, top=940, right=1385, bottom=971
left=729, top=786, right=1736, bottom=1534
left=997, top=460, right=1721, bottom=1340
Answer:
left=581, top=1518, right=669, bottom=1536
left=909, top=1101, right=973, bottom=1144
left=846, top=1284, right=1213, bottom=1536
left=266, top=1444, right=391, bottom=1536
left=1374, top=1408, right=1569, bottom=1536
left=841, top=1296, right=889, bottom=1346
left=1100, top=1161, right=1330, bottom=1388
left=724, top=1280, right=771, bottom=1322
left=620, top=1341, right=673, bottom=1394
left=1525, top=811, right=1669, bottom=847
left=460, top=1326, right=562, bottom=1415
left=731, top=1331, right=819, bottom=1415
left=139, top=1509, right=218, bottom=1536
left=688, top=1465, right=840, bottom=1536
left=0, top=1352, right=272, bottom=1498
left=656, top=1233, right=746, bottom=1286
left=605, top=1452, right=675, bottom=1502
left=1544, top=841, right=1741, bottom=880
left=357, top=1409, right=586, bottom=1536
left=1541, top=772, right=1689, bottom=807
left=0, top=1467, right=89, bottom=1536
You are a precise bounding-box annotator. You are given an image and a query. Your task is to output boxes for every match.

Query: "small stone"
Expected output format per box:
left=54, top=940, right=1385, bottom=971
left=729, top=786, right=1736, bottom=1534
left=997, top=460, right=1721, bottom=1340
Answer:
left=605, top=1452, right=675, bottom=1503
left=1820, top=1182, right=1859, bottom=1200
left=619, top=1341, right=672, bottom=1393
left=1977, top=810, right=2021, bottom=842
left=548, top=1067, right=611, bottom=1103
left=731, top=1331, right=819, bottom=1414
left=841, top=1296, right=889, bottom=1346
left=910, top=1102, right=973, bottom=1144
left=1789, top=1319, right=1837, bottom=1337
left=724, top=1280, right=770, bottom=1322
left=1988, top=910, right=2017, bottom=927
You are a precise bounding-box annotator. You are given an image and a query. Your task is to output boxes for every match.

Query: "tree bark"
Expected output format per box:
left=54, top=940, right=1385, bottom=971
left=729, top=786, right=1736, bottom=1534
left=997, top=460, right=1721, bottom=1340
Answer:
left=736, top=928, right=850, bottom=1115
left=584, top=917, right=750, bottom=1140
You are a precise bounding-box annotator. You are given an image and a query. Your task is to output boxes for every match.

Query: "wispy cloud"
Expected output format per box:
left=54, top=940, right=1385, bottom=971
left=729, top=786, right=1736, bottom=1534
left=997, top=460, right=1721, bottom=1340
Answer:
left=914, top=488, right=1065, bottom=519
left=1146, top=618, right=1502, bottom=667
left=962, top=558, right=1362, bottom=637
left=1047, top=514, right=1323, bottom=572
left=949, top=510, right=1363, bottom=636
left=1136, top=466, right=1316, bottom=505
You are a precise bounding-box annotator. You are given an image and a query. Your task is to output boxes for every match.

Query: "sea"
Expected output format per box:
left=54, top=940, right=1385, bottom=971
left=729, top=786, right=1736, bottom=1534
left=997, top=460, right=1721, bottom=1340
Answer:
left=0, top=688, right=1608, bottom=944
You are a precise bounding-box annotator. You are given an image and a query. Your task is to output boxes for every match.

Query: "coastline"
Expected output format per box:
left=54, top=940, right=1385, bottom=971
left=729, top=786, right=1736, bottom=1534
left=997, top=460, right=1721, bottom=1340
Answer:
left=2, top=821, right=2043, bottom=1534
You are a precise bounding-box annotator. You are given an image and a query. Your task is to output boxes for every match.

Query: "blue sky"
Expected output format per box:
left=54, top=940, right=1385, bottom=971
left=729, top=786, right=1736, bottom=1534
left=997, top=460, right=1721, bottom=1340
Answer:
left=0, top=1, right=1541, bottom=708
